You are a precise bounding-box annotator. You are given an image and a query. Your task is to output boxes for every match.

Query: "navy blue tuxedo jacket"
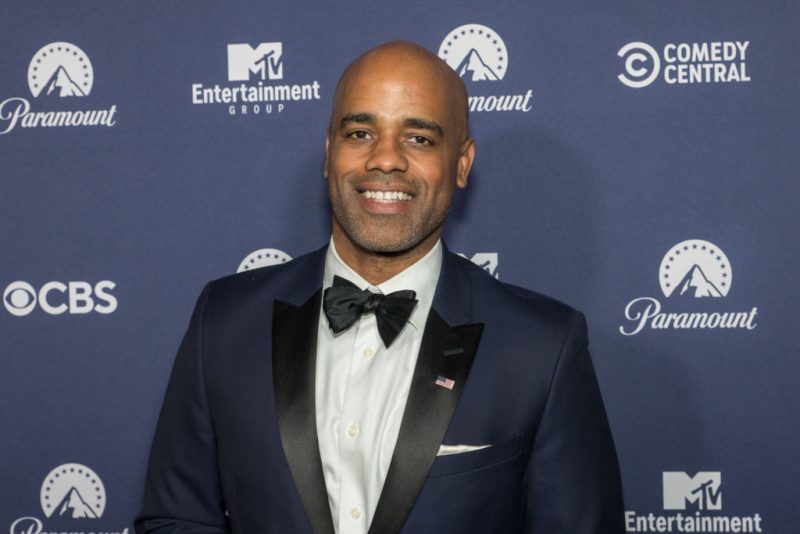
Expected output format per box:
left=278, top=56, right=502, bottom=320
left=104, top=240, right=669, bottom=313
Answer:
left=136, top=246, right=624, bottom=533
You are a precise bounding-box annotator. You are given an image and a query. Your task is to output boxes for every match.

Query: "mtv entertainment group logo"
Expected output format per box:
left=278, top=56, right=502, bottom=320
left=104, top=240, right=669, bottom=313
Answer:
left=438, top=24, right=533, bottom=113
left=663, top=472, right=721, bottom=511
left=0, top=42, right=118, bottom=135
left=228, top=43, right=283, bottom=81
left=625, top=471, right=763, bottom=532
left=619, top=239, right=758, bottom=336
left=9, top=462, right=129, bottom=534
left=617, top=40, right=750, bottom=88
left=192, top=42, right=321, bottom=116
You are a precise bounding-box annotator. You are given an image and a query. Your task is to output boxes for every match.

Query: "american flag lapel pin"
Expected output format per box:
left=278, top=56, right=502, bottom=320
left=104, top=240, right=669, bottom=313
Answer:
left=435, top=376, right=455, bottom=390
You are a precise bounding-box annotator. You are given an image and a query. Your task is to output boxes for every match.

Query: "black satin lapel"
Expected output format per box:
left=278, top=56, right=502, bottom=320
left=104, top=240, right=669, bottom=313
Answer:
left=369, top=310, right=484, bottom=534
left=272, top=291, right=335, bottom=534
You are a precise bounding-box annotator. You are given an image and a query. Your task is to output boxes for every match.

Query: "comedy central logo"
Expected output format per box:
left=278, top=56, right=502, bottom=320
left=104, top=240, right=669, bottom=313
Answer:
left=191, top=42, right=321, bottom=116
left=438, top=24, right=533, bottom=113
left=617, top=40, right=750, bottom=88
left=0, top=42, right=118, bottom=135
left=619, top=239, right=758, bottom=336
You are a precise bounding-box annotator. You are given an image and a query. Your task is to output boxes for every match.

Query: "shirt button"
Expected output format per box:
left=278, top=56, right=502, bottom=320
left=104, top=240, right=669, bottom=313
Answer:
left=351, top=507, right=362, bottom=520
left=347, top=423, right=360, bottom=437
left=362, top=347, right=375, bottom=359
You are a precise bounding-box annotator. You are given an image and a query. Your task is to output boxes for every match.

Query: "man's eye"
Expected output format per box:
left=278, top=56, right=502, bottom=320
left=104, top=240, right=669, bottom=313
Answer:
left=347, top=130, right=371, bottom=140
left=409, top=135, right=432, bottom=145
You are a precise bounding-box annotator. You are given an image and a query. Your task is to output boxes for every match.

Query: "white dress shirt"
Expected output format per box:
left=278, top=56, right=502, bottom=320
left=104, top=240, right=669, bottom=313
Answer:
left=315, top=238, right=442, bottom=534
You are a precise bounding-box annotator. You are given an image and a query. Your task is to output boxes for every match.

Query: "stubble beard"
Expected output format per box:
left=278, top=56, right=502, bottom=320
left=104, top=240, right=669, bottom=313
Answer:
left=329, top=179, right=451, bottom=255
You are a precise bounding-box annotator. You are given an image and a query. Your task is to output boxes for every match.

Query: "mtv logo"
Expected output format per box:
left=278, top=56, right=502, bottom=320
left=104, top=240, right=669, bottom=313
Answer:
left=458, top=252, right=499, bottom=279
left=663, top=472, right=722, bottom=511
left=227, top=43, right=283, bottom=81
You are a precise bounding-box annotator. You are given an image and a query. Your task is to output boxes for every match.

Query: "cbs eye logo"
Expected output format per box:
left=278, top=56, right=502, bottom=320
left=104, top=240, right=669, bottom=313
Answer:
left=3, top=280, right=117, bottom=316
left=617, top=42, right=661, bottom=88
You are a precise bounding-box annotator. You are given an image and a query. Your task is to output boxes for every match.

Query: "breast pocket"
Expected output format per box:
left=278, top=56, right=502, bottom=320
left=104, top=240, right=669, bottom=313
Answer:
left=427, top=436, right=522, bottom=478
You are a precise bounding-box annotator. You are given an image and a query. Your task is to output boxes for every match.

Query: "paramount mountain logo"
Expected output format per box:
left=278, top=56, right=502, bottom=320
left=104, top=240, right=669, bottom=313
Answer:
left=192, top=42, right=321, bottom=116
left=458, top=252, right=500, bottom=279
left=53, top=487, right=96, bottom=518
left=619, top=239, right=758, bottom=336
left=27, top=42, right=94, bottom=97
left=8, top=462, right=129, bottom=534
left=0, top=42, right=118, bottom=135
left=659, top=241, right=730, bottom=298
left=456, top=48, right=501, bottom=81
left=440, top=25, right=507, bottom=82
left=438, top=24, right=533, bottom=113
left=237, top=247, right=293, bottom=273
left=40, top=463, right=105, bottom=519
left=625, top=471, right=763, bottom=533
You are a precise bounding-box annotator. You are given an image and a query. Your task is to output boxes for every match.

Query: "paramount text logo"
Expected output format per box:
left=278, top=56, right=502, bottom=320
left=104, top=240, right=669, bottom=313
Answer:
left=619, top=239, right=758, bottom=336
left=192, top=42, right=321, bottom=116
left=0, top=42, right=118, bottom=135
left=617, top=40, right=750, bottom=88
left=438, top=24, right=533, bottom=113
left=625, top=471, right=762, bottom=533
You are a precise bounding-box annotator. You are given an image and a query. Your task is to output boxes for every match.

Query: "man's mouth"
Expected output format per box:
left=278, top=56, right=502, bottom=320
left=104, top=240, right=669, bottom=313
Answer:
left=359, top=190, right=413, bottom=203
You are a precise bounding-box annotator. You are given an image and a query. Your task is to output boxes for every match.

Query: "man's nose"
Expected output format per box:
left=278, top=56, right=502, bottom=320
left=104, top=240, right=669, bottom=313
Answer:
left=365, top=136, right=409, bottom=174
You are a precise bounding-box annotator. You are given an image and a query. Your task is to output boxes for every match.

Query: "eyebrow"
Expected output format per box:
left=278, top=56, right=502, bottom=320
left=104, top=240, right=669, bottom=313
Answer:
left=404, top=118, right=444, bottom=138
left=339, top=113, right=444, bottom=138
left=340, top=113, right=374, bottom=128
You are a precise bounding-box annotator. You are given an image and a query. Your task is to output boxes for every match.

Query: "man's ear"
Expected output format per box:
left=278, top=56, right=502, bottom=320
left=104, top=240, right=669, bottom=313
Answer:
left=323, top=129, right=331, bottom=178
left=456, top=137, right=475, bottom=189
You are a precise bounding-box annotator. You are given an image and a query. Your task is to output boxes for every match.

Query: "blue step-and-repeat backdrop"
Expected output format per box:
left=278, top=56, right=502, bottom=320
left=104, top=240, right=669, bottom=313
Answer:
left=2, top=1, right=798, bottom=532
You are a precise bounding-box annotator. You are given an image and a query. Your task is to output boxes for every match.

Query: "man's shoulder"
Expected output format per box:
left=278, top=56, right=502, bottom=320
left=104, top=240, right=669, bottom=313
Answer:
left=450, top=251, right=582, bottom=329
left=203, top=245, right=326, bottom=306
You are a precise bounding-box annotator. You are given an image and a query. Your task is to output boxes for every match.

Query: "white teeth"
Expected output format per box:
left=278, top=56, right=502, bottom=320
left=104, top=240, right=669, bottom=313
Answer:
left=362, top=190, right=412, bottom=202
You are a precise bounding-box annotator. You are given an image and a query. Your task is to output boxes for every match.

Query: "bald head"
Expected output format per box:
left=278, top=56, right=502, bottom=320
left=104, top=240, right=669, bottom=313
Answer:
left=322, top=40, right=476, bottom=277
left=330, top=41, right=470, bottom=142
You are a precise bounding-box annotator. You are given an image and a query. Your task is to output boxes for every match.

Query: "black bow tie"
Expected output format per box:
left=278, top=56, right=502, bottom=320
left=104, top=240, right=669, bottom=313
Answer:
left=323, top=275, right=418, bottom=348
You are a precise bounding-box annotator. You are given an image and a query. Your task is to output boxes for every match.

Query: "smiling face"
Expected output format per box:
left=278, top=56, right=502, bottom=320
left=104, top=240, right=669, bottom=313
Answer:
left=324, top=42, right=474, bottom=267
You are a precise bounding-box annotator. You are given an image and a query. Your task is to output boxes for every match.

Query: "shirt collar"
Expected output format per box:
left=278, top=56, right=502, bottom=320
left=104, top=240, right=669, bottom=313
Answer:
left=323, top=238, right=442, bottom=331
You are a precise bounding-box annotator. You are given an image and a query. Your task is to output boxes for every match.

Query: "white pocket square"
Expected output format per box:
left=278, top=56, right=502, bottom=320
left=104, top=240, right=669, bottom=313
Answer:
left=436, top=443, right=491, bottom=456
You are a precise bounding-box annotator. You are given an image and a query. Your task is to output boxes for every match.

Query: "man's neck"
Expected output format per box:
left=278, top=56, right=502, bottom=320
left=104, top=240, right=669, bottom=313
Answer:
left=331, top=227, right=441, bottom=285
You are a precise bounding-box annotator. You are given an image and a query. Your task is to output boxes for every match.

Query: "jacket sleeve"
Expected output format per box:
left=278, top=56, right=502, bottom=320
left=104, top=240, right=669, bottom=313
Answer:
left=135, top=285, right=231, bottom=533
left=524, top=311, right=625, bottom=533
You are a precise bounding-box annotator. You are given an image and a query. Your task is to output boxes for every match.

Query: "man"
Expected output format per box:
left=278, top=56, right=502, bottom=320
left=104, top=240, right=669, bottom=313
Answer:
left=136, top=41, right=624, bottom=533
